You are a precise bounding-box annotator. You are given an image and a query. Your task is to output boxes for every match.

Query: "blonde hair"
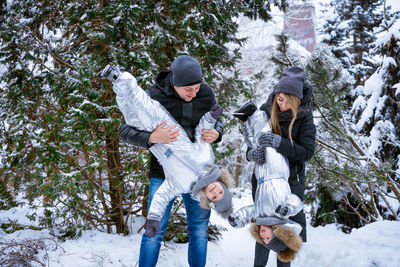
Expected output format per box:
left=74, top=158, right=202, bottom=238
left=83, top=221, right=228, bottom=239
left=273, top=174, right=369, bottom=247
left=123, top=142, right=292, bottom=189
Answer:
left=270, top=93, right=301, bottom=144
left=199, top=189, right=211, bottom=210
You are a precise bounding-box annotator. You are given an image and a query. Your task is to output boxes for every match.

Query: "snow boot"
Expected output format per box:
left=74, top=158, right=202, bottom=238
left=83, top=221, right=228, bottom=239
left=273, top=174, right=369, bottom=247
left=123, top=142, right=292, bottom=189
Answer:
left=233, top=101, right=257, bottom=122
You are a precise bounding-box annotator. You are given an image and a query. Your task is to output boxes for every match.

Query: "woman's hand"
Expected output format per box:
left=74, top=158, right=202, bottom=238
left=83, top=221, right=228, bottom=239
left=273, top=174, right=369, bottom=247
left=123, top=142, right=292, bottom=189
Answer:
left=258, top=132, right=282, bottom=148
left=247, top=147, right=266, bottom=164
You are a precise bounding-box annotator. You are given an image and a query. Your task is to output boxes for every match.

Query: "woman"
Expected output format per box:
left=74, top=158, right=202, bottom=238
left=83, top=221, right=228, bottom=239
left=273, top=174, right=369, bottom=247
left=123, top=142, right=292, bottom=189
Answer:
left=229, top=105, right=304, bottom=263
left=244, top=66, right=316, bottom=267
left=229, top=105, right=304, bottom=230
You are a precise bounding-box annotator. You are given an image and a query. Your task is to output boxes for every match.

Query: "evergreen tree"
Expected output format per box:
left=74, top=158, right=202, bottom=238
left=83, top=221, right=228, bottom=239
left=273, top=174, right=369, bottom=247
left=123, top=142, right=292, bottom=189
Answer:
left=348, top=11, right=400, bottom=217
left=321, top=0, right=385, bottom=86
left=270, top=33, right=302, bottom=77
left=307, top=44, right=400, bottom=229
left=271, top=32, right=400, bottom=230
left=319, top=5, right=351, bottom=71
left=0, top=0, right=285, bottom=235
left=367, top=11, right=400, bottom=163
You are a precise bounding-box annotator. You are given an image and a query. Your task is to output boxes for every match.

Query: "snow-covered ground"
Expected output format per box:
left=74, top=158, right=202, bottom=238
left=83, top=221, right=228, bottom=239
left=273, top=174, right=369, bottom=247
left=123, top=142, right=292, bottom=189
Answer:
left=2, top=189, right=400, bottom=267
left=2, top=1, right=400, bottom=267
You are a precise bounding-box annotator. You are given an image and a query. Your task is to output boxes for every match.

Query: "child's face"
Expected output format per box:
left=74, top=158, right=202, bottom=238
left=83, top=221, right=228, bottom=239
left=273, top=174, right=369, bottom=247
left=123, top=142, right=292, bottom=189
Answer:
left=260, top=225, right=273, bottom=244
left=205, top=181, right=224, bottom=202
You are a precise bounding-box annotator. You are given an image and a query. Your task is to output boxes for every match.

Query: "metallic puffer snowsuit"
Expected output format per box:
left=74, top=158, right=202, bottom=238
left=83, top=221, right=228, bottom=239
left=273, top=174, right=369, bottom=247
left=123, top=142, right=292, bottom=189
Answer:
left=232, top=109, right=303, bottom=233
left=113, top=72, right=216, bottom=221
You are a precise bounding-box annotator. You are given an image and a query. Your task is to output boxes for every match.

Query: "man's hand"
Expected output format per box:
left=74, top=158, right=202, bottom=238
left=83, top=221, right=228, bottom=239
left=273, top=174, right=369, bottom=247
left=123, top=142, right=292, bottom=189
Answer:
left=201, top=129, right=220, bottom=143
left=149, top=121, right=180, bottom=144
left=210, top=104, right=223, bottom=120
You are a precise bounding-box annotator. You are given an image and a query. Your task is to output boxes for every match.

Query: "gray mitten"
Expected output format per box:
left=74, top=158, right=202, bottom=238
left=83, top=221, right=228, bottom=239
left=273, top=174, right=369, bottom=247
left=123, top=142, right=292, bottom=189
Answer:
left=228, top=215, right=242, bottom=228
left=97, top=64, right=121, bottom=82
left=210, top=104, right=223, bottom=120
left=247, top=147, right=266, bottom=164
left=146, top=219, right=161, bottom=238
left=258, top=132, right=282, bottom=148
left=275, top=205, right=289, bottom=216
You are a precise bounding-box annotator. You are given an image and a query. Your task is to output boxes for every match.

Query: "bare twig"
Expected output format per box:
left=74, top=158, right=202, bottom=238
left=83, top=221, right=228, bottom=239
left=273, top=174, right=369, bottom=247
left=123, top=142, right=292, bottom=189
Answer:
left=0, top=237, right=63, bottom=267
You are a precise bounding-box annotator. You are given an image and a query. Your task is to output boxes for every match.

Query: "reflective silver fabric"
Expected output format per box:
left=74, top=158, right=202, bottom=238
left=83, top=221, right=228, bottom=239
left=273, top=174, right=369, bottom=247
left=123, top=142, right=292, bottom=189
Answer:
left=232, top=110, right=303, bottom=231
left=113, top=72, right=216, bottom=220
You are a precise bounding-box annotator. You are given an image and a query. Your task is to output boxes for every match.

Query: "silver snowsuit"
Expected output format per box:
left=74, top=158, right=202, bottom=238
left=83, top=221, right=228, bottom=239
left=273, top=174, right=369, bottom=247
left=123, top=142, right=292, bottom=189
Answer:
left=113, top=72, right=216, bottom=221
left=232, top=109, right=303, bottom=233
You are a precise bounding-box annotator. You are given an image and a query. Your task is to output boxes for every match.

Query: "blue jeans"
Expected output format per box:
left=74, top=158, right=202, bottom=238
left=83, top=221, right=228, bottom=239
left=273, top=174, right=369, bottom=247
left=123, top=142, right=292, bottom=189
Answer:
left=139, top=177, right=211, bottom=267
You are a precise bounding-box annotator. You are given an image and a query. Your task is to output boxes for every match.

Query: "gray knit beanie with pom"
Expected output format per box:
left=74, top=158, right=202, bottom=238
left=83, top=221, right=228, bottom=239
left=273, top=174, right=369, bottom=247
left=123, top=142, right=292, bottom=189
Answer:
left=274, top=66, right=306, bottom=100
left=212, top=182, right=232, bottom=217
left=256, top=217, right=288, bottom=227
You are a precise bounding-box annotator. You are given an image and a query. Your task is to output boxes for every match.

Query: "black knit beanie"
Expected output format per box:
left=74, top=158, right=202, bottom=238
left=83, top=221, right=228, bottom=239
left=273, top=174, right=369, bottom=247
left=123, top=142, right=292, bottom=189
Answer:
left=171, top=55, right=203, bottom=86
left=274, top=66, right=306, bottom=100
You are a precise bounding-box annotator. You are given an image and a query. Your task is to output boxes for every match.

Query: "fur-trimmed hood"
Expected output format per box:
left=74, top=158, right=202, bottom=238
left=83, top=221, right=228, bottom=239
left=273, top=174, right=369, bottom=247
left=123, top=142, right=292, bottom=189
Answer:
left=219, top=168, right=232, bottom=189
left=250, top=223, right=302, bottom=262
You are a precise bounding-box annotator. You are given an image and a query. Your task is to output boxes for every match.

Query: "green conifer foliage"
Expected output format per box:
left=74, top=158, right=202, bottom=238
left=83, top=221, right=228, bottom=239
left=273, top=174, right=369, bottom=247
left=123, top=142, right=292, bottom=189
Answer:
left=322, top=0, right=385, bottom=86
left=270, top=33, right=302, bottom=77
left=308, top=43, right=400, bottom=228
left=347, top=11, right=400, bottom=218
left=365, top=13, right=400, bottom=163
left=0, top=0, right=284, bottom=235
left=271, top=32, right=400, bottom=230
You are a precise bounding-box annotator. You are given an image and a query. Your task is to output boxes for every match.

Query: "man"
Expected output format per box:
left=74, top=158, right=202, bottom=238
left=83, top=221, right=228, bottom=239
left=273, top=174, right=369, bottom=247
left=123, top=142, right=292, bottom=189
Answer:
left=119, top=55, right=224, bottom=267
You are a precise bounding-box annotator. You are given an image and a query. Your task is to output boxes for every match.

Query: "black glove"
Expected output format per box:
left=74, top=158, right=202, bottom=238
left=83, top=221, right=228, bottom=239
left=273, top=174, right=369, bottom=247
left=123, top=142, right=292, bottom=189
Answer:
left=146, top=219, right=160, bottom=238
left=210, top=104, right=223, bottom=120
left=258, top=132, right=282, bottom=148
left=247, top=146, right=266, bottom=164
left=233, top=101, right=257, bottom=122
left=275, top=205, right=289, bottom=216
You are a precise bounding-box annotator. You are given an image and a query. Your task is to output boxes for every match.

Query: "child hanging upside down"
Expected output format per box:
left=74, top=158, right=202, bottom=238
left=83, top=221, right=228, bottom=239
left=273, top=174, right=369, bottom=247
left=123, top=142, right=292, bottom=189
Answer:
left=228, top=101, right=303, bottom=262
left=98, top=65, right=232, bottom=237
